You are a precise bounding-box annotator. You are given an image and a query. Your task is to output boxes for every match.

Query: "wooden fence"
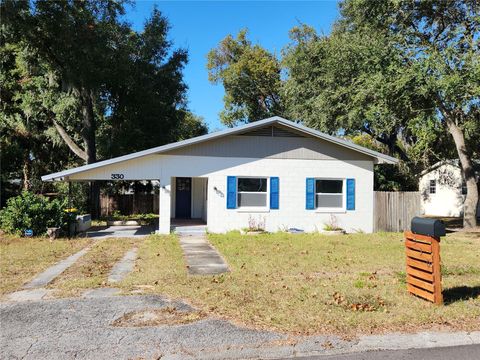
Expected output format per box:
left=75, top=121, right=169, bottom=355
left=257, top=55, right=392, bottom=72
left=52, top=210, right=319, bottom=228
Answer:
left=374, top=191, right=422, bottom=232
left=100, top=194, right=159, bottom=216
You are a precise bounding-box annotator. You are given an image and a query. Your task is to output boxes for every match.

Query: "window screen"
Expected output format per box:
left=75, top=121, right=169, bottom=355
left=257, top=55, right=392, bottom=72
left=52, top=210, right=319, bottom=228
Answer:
left=316, top=179, right=343, bottom=208
left=237, top=178, right=267, bottom=207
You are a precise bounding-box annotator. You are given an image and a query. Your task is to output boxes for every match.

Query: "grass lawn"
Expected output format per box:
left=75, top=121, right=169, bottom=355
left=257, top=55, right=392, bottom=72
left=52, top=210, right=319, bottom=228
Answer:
left=119, top=231, right=480, bottom=335
left=0, top=235, right=91, bottom=296
left=49, top=237, right=141, bottom=297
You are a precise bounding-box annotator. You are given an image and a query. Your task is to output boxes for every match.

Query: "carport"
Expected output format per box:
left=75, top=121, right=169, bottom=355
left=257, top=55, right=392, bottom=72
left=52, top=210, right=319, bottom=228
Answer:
left=41, top=152, right=208, bottom=234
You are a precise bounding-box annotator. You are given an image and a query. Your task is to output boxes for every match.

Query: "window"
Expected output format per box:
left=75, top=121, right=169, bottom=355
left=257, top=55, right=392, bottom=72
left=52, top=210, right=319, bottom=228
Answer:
left=316, top=179, right=344, bottom=209
left=429, top=180, right=436, bottom=194
left=461, top=180, right=467, bottom=195
left=237, top=177, right=267, bottom=207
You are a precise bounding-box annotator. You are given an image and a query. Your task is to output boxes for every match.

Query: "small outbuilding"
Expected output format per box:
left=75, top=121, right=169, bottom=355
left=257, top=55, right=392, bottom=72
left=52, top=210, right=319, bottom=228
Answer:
left=419, top=160, right=480, bottom=218
left=42, top=117, right=397, bottom=233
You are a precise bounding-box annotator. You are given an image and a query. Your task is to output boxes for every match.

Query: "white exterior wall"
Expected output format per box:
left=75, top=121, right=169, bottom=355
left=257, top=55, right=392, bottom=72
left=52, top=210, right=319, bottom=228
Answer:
left=160, top=156, right=373, bottom=233
left=67, top=154, right=374, bottom=233
left=419, top=164, right=466, bottom=217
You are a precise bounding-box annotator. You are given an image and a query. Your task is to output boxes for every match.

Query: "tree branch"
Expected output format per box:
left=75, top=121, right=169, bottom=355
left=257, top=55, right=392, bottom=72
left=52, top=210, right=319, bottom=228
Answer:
left=53, top=120, right=88, bottom=161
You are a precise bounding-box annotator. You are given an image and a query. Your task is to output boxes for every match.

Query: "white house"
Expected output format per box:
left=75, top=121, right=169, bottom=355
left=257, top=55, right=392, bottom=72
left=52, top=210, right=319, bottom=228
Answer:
left=419, top=160, right=480, bottom=218
left=42, top=117, right=398, bottom=234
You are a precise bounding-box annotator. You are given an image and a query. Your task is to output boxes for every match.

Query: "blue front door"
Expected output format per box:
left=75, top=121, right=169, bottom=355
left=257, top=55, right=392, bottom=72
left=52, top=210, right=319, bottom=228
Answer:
left=175, top=177, right=192, bottom=218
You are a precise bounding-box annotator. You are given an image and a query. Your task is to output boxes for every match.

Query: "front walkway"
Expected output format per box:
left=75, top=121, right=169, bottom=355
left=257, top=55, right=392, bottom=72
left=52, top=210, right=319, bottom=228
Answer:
left=178, top=232, right=229, bottom=275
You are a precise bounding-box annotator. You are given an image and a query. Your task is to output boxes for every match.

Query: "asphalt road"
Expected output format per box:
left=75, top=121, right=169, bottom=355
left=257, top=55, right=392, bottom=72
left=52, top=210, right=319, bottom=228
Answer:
left=1, top=294, right=478, bottom=359
left=294, top=344, right=480, bottom=360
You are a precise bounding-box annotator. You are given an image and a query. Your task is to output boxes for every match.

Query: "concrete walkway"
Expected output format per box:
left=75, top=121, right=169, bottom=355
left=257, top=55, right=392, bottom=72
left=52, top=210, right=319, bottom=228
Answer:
left=178, top=234, right=229, bottom=275
left=108, top=247, right=138, bottom=283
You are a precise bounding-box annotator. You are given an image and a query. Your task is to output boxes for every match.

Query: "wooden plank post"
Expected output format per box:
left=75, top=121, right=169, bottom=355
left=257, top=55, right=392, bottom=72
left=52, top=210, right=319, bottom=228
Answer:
left=404, top=231, right=443, bottom=305
left=431, top=237, right=443, bottom=304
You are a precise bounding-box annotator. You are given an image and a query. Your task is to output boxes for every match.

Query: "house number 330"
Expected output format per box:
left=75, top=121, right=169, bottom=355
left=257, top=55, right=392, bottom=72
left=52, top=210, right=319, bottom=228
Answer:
left=111, top=173, right=125, bottom=179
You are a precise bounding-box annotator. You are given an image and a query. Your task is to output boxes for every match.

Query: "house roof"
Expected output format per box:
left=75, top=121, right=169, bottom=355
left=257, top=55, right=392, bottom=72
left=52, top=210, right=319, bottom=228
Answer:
left=420, top=159, right=480, bottom=177
left=42, top=116, right=398, bottom=181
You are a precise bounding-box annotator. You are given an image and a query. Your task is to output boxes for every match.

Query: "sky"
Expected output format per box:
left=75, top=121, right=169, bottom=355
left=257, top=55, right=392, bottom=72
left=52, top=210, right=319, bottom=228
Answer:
left=125, top=1, right=340, bottom=131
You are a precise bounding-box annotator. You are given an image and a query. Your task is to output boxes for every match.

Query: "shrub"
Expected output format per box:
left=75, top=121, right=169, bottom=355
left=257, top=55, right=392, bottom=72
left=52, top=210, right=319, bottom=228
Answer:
left=137, top=213, right=157, bottom=226
left=0, top=191, right=67, bottom=236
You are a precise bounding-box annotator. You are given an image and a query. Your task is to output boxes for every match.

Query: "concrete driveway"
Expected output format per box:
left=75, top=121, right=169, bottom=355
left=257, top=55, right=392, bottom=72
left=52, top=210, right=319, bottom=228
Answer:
left=86, top=225, right=156, bottom=239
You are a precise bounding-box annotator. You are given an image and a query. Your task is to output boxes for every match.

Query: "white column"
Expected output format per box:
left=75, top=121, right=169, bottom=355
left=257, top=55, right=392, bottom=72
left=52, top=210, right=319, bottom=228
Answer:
left=158, top=178, right=171, bottom=234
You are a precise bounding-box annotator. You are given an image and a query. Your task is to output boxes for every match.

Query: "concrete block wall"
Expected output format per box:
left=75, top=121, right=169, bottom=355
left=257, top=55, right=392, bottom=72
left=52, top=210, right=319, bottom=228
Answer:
left=160, top=155, right=374, bottom=233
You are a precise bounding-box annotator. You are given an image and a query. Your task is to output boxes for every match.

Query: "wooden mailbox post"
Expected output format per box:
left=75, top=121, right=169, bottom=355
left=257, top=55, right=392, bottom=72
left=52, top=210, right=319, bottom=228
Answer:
left=404, top=217, right=445, bottom=305
left=404, top=231, right=442, bottom=304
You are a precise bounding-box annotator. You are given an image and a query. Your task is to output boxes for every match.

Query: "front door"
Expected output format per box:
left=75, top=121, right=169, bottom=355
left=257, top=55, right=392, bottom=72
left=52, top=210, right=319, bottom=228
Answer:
left=175, top=177, right=192, bottom=218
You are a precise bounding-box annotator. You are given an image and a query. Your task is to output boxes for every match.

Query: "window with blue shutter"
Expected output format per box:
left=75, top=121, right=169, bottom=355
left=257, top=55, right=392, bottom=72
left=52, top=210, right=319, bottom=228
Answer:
left=346, top=178, right=355, bottom=210
left=226, top=176, right=237, bottom=209
left=270, top=177, right=279, bottom=209
left=306, top=178, right=315, bottom=209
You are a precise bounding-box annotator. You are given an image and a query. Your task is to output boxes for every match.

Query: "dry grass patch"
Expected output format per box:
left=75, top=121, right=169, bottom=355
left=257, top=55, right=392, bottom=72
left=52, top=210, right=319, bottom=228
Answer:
left=0, top=235, right=91, bottom=296
left=112, top=307, right=206, bottom=327
left=118, top=232, right=480, bottom=335
left=49, top=237, right=141, bottom=297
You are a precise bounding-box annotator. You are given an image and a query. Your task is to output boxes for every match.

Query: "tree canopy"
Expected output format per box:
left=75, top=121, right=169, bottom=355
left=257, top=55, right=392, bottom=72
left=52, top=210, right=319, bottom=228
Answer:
left=1, top=0, right=206, bottom=211
left=207, top=1, right=478, bottom=226
left=311, top=0, right=479, bottom=227
left=207, top=29, right=284, bottom=126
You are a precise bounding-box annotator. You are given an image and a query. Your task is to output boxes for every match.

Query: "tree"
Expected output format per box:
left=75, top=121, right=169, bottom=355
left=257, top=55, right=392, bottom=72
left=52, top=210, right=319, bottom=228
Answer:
left=338, top=0, right=479, bottom=227
left=284, top=1, right=479, bottom=226
left=0, top=41, right=75, bottom=200
left=2, top=1, right=206, bottom=214
left=97, top=8, right=207, bottom=157
left=283, top=24, right=449, bottom=186
left=207, top=29, right=284, bottom=126
left=2, top=0, right=131, bottom=216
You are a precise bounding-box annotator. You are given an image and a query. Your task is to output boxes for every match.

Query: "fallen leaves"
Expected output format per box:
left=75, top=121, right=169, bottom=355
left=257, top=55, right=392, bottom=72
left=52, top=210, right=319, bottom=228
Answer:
left=329, top=292, right=387, bottom=312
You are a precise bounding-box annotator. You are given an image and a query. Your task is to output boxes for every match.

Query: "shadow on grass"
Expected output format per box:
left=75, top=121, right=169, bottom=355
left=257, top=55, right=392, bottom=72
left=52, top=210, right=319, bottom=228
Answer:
left=443, top=286, right=480, bottom=305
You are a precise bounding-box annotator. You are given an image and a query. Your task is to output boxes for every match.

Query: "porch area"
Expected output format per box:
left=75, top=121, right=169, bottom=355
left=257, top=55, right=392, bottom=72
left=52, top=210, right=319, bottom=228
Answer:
left=171, top=218, right=207, bottom=235
left=158, top=176, right=208, bottom=234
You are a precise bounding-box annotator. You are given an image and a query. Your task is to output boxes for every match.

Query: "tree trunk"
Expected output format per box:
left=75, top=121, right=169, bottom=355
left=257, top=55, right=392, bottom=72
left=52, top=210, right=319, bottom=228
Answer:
left=79, top=87, right=100, bottom=219
left=446, top=118, right=478, bottom=228
left=53, top=120, right=87, bottom=161
left=22, top=154, right=30, bottom=191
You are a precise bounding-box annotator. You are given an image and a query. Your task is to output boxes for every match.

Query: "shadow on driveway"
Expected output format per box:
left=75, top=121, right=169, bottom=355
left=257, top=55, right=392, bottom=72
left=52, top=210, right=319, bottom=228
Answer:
left=86, top=225, right=156, bottom=239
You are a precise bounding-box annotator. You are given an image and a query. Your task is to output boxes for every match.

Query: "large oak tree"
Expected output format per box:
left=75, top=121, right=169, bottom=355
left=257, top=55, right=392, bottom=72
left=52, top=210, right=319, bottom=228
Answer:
left=1, top=1, right=206, bottom=215
left=284, top=1, right=479, bottom=227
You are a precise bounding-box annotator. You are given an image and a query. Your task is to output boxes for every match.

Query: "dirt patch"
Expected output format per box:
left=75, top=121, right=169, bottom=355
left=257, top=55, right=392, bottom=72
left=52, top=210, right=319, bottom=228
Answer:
left=112, top=306, right=206, bottom=327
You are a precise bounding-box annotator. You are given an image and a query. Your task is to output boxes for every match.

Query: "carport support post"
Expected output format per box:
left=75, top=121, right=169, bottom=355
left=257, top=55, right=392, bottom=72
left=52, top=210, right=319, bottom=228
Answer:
left=158, top=179, right=171, bottom=234
left=68, top=181, right=72, bottom=239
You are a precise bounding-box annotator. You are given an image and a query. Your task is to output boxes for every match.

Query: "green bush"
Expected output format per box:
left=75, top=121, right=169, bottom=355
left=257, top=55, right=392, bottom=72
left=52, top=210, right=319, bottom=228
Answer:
left=0, top=192, right=67, bottom=236
left=137, top=213, right=157, bottom=226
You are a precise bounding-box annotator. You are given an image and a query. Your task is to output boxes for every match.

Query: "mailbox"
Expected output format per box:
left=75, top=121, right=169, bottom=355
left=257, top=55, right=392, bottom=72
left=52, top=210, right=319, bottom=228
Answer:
left=411, top=217, right=446, bottom=238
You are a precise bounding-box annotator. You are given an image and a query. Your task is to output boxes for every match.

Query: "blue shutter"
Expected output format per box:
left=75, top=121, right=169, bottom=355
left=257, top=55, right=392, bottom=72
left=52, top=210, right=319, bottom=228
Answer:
left=226, top=176, right=237, bottom=209
left=306, top=178, right=315, bottom=210
left=270, top=177, right=279, bottom=209
left=346, top=178, right=355, bottom=210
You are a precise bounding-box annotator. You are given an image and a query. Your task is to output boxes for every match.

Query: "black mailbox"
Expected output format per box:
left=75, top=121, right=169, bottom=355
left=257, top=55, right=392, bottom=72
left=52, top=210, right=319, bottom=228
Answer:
left=411, top=217, right=446, bottom=238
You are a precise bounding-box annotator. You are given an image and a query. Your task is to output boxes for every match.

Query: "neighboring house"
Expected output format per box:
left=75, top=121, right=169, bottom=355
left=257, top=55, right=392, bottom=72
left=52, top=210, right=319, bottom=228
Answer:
left=42, top=117, right=397, bottom=233
left=419, top=160, right=480, bottom=218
